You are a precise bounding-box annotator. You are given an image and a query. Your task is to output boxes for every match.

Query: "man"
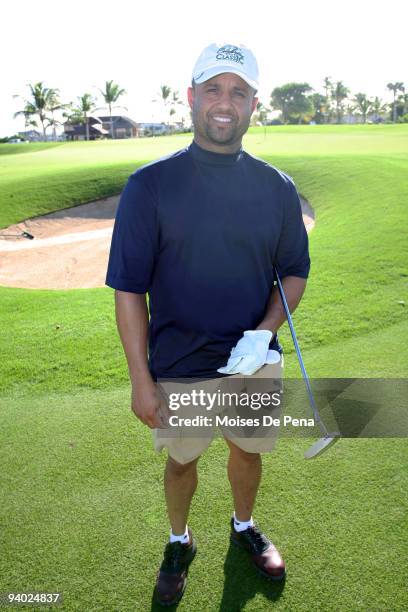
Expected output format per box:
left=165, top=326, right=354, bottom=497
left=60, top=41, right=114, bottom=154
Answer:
left=106, top=43, right=310, bottom=606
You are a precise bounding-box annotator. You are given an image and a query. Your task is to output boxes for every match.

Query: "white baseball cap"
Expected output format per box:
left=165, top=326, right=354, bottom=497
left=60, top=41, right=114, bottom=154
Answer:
left=192, top=43, right=259, bottom=92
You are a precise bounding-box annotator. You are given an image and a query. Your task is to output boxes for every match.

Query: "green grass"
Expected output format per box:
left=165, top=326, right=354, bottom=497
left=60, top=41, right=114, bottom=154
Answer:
left=0, top=137, right=191, bottom=226
left=248, top=123, right=408, bottom=156
left=1, top=125, right=407, bottom=227
left=0, top=142, right=63, bottom=156
left=0, top=284, right=407, bottom=398
left=1, top=387, right=407, bottom=611
left=0, top=125, right=407, bottom=610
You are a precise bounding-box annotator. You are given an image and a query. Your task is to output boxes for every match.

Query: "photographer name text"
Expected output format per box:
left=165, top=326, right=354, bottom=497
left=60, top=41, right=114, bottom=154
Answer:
left=167, top=415, right=315, bottom=428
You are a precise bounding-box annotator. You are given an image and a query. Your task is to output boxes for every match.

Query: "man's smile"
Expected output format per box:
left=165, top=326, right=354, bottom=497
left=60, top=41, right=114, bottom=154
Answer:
left=211, top=115, right=234, bottom=124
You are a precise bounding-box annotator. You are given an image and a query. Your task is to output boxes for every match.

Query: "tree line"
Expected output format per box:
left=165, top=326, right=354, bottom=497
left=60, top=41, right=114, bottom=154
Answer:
left=11, top=81, right=186, bottom=141
left=13, top=81, right=127, bottom=141
left=9, top=77, right=407, bottom=142
left=258, top=79, right=406, bottom=125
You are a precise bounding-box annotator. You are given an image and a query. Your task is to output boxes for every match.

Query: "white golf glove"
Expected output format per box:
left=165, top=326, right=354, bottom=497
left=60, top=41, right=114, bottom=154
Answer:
left=217, top=330, right=281, bottom=376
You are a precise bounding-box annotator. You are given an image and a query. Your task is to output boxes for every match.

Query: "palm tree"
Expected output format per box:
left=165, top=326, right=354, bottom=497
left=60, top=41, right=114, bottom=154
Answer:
left=345, top=103, right=357, bottom=122
left=19, top=104, right=38, bottom=131
left=332, top=81, right=349, bottom=124
left=48, top=90, right=68, bottom=140
left=159, top=85, right=171, bottom=127
left=152, top=85, right=174, bottom=131
left=46, top=116, right=63, bottom=141
left=65, top=94, right=97, bottom=140
left=353, top=93, right=372, bottom=123
left=398, top=93, right=408, bottom=119
left=159, top=85, right=172, bottom=107
left=323, top=76, right=333, bottom=123
left=255, top=101, right=270, bottom=125
left=387, top=82, right=405, bottom=122
left=98, top=81, right=127, bottom=139
left=371, top=97, right=388, bottom=123
left=169, top=90, right=183, bottom=129
left=14, top=82, right=61, bottom=140
left=310, top=93, right=326, bottom=124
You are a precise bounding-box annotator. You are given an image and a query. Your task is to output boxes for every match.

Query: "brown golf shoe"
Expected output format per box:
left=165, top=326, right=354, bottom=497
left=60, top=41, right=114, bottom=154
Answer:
left=230, top=518, right=286, bottom=580
left=154, top=529, right=197, bottom=606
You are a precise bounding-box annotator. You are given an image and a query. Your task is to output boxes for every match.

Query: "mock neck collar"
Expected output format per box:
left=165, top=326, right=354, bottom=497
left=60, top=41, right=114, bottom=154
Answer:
left=189, top=140, right=243, bottom=166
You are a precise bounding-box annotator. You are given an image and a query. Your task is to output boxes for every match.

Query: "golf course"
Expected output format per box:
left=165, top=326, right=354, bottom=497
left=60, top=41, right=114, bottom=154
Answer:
left=1, top=125, right=407, bottom=611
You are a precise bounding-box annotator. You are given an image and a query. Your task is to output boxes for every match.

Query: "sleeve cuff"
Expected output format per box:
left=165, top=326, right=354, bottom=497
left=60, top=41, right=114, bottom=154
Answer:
left=105, top=275, right=149, bottom=293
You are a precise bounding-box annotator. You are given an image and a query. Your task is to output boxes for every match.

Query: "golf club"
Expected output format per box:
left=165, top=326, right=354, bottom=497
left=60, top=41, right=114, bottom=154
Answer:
left=0, top=231, right=34, bottom=240
left=273, top=266, right=339, bottom=459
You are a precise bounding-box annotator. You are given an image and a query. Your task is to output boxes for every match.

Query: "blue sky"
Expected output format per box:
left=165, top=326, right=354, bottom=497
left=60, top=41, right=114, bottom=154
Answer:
left=1, top=0, right=406, bottom=135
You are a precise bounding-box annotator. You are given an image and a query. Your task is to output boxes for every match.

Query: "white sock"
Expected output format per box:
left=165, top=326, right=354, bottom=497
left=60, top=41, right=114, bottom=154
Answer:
left=169, top=525, right=189, bottom=544
left=233, top=512, right=254, bottom=532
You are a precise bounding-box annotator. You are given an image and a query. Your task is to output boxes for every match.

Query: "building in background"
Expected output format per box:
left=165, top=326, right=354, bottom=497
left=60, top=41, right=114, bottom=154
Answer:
left=64, top=115, right=138, bottom=140
left=17, top=130, right=43, bottom=142
left=137, top=122, right=169, bottom=136
left=98, top=116, right=138, bottom=138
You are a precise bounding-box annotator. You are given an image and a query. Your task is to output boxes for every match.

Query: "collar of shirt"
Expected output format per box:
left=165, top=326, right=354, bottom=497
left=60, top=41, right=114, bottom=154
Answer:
left=189, top=140, right=243, bottom=166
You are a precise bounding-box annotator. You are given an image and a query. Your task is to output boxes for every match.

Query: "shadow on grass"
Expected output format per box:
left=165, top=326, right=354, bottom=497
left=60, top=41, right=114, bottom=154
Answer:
left=149, top=542, right=285, bottom=611
left=219, top=543, right=285, bottom=610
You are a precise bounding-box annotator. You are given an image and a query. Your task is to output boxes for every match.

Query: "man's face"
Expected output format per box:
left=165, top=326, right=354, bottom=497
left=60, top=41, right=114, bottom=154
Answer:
left=187, top=72, right=258, bottom=152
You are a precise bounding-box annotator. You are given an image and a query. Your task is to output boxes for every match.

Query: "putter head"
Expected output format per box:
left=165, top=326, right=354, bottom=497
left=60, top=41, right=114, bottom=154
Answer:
left=22, top=231, right=34, bottom=240
left=304, top=433, right=340, bottom=459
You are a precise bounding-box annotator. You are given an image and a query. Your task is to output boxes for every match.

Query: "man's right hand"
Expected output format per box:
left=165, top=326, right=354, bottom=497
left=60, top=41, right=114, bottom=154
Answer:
left=131, top=378, right=170, bottom=429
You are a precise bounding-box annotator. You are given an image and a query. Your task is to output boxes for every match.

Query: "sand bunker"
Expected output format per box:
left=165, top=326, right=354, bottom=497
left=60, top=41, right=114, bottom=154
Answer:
left=0, top=195, right=314, bottom=290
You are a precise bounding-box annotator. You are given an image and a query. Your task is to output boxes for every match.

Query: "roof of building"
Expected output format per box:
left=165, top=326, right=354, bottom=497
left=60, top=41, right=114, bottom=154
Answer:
left=98, top=116, right=138, bottom=127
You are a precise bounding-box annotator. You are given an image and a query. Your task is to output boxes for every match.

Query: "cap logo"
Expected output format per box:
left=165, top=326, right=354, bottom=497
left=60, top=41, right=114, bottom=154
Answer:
left=216, top=45, right=244, bottom=65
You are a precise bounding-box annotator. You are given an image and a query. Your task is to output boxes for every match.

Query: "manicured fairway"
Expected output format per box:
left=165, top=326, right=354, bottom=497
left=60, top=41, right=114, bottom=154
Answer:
left=1, top=387, right=407, bottom=611
left=1, top=124, right=406, bottom=226
left=1, top=126, right=407, bottom=611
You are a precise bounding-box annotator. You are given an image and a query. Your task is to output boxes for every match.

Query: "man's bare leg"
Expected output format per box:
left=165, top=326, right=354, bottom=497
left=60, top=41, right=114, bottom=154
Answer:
left=225, top=438, right=261, bottom=521
left=164, top=455, right=199, bottom=534
left=155, top=455, right=199, bottom=605
left=225, top=437, right=286, bottom=579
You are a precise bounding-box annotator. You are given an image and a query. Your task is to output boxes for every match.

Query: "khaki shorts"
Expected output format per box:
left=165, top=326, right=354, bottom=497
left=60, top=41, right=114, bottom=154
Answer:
left=153, top=357, right=284, bottom=465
